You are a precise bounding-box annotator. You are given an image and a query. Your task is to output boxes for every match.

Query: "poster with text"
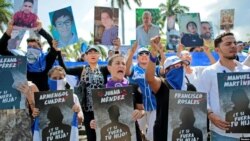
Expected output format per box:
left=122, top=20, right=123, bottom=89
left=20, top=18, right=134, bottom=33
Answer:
left=35, top=90, right=74, bottom=140
left=220, top=9, right=234, bottom=29
left=136, top=8, right=160, bottom=47
left=168, top=90, right=207, bottom=141
left=217, top=72, right=250, bottom=133
left=92, top=86, right=136, bottom=141
left=49, top=6, right=78, bottom=48
left=0, top=109, right=32, bottom=141
left=0, top=56, right=27, bottom=110
left=94, top=6, right=119, bottom=46
left=177, top=13, right=203, bottom=47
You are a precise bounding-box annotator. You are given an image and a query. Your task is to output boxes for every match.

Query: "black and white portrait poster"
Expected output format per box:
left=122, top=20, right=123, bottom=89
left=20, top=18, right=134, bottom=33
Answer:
left=0, top=56, right=27, bottom=110
left=168, top=90, right=207, bottom=141
left=92, top=86, right=136, bottom=141
left=217, top=72, right=250, bottom=133
left=35, top=90, right=74, bottom=141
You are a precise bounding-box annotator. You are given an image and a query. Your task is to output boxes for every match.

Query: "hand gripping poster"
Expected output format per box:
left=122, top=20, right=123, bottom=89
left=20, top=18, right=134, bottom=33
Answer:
left=217, top=72, right=250, bottom=133
left=34, top=90, right=75, bottom=141
left=92, top=86, right=136, bottom=141
left=0, top=56, right=27, bottom=110
left=168, top=90, right=207, bottom=141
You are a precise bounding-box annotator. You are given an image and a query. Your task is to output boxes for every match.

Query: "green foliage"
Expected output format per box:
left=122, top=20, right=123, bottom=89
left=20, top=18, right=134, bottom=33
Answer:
left=136, top=9, right=161, bottom=27
left=0, top=0, right=12, bottom=33
left=159, top=0, right=189, bottom=29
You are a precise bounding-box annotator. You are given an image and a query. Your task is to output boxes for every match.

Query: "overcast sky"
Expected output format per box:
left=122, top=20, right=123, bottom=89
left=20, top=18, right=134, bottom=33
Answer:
left=17, top=0, right=250, bottom=48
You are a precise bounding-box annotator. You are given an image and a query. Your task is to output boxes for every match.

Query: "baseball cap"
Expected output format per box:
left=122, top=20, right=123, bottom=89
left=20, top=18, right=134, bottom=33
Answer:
left=137, top=47, right=149, bottom=55
left=85, top=45, right=100, bottom=53
left=163, top=56, right=190, bottom=69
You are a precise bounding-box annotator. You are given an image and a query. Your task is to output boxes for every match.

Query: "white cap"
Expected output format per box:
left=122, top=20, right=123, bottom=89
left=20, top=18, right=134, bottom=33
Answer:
left=137, top=47, right=149, bottom=55
left=163, top=56, right=189, bottom=69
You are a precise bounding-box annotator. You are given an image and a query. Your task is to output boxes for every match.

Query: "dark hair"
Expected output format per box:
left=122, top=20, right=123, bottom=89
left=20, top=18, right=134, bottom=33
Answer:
left=52, top=8, right=73, bottom=26
left=214, top=32, right=234, bottom=48
left=26, top=38, right=42, bottom=48
left=186, top=21, right=197, bottom=30
left=201, top=21, right=210, bottom=25
left=107, top=54, right=125, bottom=66
left=24, top=0, right=34, bottom=4
left=101, top=8, right=113, bottom=19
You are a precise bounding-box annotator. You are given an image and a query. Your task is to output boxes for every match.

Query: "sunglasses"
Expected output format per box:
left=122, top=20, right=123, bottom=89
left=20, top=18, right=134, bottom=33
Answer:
left=138, top=52, right=150, bottom=56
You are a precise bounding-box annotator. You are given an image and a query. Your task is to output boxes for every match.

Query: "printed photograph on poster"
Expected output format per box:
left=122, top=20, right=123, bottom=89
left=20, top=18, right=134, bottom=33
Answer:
left=94, top=6, right=119, bottom=46
left=35, top=90, right=74, bottom=141
left=49, top=6, right=78, bottom=48
left=220, top=9, right=234, bottom=29
left=167, top=90, right=207, bottom=141
left=0, top=56, right=27, bottom=110
left=217, top=72, right=250, bottom=133
left=177, top=13, right=203, bottom=47
left=92, top=86, right=136, bottom=141
left=166, top=29, right=180, bottom=52
left=136, top=8, right=160, bottom=47
left=13, top=0, right=38, bottom=28
left=0, top=109, right=32, bottom=140
left=167, top=15, right=176, bottom=32
left=200, top=21, right=214, bottom=40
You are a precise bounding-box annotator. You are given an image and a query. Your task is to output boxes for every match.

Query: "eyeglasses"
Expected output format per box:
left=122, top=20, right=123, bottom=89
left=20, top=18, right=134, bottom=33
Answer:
left=138, top=52, right=150, bottom=56
left=55, top=20, right=72, bottom=28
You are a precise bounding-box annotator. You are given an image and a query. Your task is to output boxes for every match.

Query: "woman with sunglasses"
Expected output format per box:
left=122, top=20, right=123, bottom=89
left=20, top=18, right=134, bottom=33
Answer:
left=125, top=42, right=165, bottom=141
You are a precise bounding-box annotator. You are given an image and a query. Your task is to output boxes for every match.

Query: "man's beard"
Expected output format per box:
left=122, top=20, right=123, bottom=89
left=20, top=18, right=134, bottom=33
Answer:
left=225, top=55, right=237, bottom=60
left=201, top=33, right=211, bottom=40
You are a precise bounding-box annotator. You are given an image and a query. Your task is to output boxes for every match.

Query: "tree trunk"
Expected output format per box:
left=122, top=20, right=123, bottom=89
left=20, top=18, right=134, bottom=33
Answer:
left=121, top=5, right=125, bottom=44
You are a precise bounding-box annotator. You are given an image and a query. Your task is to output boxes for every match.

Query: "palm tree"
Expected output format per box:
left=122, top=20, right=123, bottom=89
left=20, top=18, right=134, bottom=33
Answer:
left=109, top=0, right=142, bottom=44
left=0, top=0, right=12, bottom=33
left=159, top=0, right=189, bottom=29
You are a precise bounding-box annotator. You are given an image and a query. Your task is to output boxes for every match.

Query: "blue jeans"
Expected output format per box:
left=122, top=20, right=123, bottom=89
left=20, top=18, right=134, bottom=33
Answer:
left=211, top=131, right=239, bottom=141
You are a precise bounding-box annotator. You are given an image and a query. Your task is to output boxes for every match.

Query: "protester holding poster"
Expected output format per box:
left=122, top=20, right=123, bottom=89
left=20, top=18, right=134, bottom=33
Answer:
left=145, top=36, right=197, bottom=141
left=90, top=54, right=145, bottom=141
left=125, top=42, right=165, bottom=141
left=0, top=19, right=59, bottom=91
left=199, top=32, right=250, bottom=140
left=50, top=6, right=78, bottom=48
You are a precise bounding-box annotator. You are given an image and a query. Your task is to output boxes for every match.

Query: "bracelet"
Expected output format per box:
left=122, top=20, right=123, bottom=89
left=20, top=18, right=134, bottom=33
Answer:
left=150, top=53, right=157, bottom=63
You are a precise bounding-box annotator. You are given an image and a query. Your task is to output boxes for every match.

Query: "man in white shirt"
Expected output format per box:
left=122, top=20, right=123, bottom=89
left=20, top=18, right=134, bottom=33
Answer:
left=200, top=32, right=250, bottom=140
